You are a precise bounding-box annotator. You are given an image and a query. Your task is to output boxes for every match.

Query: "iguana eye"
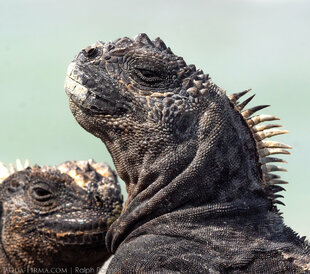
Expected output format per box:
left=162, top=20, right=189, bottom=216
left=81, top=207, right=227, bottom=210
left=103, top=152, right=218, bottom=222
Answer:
left=31, top=185, right=53, bottom=202
left=135, top=68, right=163, bottom=83
left=83, top=47, right=99, bottom=59
left=138, top=68, right=158, bottom=78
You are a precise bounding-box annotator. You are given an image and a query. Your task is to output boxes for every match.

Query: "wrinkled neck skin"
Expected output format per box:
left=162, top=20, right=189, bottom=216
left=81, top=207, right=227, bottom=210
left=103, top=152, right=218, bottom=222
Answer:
left=106, top=87, right=272, bottom=252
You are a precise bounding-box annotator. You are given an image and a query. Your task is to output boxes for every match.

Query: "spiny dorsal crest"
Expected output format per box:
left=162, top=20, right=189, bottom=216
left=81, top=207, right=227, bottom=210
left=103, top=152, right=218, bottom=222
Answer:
left=0, top=159, right=30, bottom=184
left=51, top=159, right=117, bottom=191
left=110, top=34, right=171, bottom=54
left=229, top=89, right=292, bottom=211
left=0, top=159, right=118, bottom=193
left=134, top=33, right=171, bottom=53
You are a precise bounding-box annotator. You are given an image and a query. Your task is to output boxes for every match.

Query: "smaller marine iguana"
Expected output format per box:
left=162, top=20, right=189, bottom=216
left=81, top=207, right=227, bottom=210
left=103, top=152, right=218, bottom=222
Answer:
left=0, top=159, right=122, bottom=273
left=65, top=34, right=310, bottom=273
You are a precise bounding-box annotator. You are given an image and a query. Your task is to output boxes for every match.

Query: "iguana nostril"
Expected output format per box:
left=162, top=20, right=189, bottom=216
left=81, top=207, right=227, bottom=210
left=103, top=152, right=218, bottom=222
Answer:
left=83, top=46, right=98, bottom=58
left=86, top=79, right=95, bottom=88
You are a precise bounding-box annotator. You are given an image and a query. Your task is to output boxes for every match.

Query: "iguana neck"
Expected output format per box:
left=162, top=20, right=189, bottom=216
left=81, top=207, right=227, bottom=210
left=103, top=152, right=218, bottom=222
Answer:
left=106, top=92, right=271, bottom=252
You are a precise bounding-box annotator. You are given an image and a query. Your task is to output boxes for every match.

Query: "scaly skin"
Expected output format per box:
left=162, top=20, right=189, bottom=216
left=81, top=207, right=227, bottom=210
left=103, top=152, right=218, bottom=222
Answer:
left=0, top=160, right=122, bottom=273
left=65, top=34, right=310, bottom=273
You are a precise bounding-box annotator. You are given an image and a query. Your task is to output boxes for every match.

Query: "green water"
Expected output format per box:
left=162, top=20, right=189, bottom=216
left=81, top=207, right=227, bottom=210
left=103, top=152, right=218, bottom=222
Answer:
left=0, top=0, right=309, bottom=238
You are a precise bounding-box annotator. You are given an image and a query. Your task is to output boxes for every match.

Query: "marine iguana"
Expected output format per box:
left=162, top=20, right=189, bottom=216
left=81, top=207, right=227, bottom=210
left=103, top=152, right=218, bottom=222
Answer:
left=65, top=34, right=310, bottom=273
left=0, top=159, right=122, bottom=273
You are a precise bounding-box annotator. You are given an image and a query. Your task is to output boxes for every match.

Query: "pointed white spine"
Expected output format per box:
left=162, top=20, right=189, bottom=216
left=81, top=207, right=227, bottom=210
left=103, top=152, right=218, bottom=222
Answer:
left=261, top=164, right=288, bottom=173
left=24, top=159, right=30, bottom=168
left=16, top=159, right=24, bottom=171
left=0, top=159, right=31, bottom=184
left=254, top=130, right=288, bottom=141
left=252, top=124, right=282, bottom=133
left=247, top=115, right=280, bottom=127
left=257, top=140, right=292, bottom=149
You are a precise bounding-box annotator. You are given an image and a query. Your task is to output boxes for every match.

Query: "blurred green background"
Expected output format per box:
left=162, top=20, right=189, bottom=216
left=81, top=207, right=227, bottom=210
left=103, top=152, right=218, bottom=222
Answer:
left=0, top=0, right=309, bottom=238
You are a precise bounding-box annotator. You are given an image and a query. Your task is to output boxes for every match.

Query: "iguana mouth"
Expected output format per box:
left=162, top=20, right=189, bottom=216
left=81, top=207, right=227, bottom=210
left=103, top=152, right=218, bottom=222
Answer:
left=55, top=231, right=105, bottom=246
left=65, top=74, right=125, bottom=116
left=40, top=217, right=108, bottom=246
left=65, top=62, right=104, bottom=114
left=65, top=75, right=89, bottom=103
left=65, top=60, right=131, bottom=118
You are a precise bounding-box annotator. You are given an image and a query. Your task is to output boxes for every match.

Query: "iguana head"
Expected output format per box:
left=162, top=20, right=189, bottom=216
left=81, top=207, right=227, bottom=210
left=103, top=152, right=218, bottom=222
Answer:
left=65, top=34, right=290, bottom=250
left=65, top=34, right=216, bottom=193
left=0, top=160, right=122, bottom=269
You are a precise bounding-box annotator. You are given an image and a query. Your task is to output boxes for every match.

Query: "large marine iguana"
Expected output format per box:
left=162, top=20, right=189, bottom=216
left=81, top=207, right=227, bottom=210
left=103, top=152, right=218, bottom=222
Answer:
left=0, top=159, right=122, bottom=273
left=65, top=34, right=310, bottom=273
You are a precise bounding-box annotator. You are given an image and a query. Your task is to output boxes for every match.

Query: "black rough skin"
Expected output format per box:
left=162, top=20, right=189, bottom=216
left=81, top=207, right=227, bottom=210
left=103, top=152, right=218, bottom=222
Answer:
left=0, top=160, right=122, bottom=273
left=65, top=34, right=310, bottom=273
